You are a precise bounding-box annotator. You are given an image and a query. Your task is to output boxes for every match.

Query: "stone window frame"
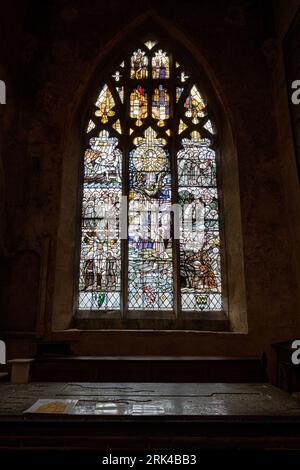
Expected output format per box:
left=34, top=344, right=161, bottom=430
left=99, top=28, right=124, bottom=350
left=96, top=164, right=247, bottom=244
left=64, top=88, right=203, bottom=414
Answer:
left=51, top=13, right=247, bottom=334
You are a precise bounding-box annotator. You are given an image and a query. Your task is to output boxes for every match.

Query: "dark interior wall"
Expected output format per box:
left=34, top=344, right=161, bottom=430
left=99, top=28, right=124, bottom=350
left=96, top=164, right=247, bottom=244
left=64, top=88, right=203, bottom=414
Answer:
left=0, top=0, right=300, bottom=378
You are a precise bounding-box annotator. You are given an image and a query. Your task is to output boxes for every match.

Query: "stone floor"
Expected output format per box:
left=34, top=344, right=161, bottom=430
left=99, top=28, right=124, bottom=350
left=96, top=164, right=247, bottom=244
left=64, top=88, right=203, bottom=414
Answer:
left=0, top=382, right=300, bottom=417
left=1, top=382, right=300, bottom=453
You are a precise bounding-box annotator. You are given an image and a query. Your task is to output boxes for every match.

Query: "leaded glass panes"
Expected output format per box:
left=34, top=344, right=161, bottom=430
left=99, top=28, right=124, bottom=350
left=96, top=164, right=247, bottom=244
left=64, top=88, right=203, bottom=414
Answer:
left=116, top=86, right=124, bottom=103
left=152, top=85, right=170, bottom=127
left=95, top=84, right=115, bottom=124
left=179, top=120, right=188, bottom=134
left=112, top=119, right=122, bottom=134
left=131, top=49, right=148, bottom=79
left=178, top=133, right=222, bottom=311
left=176, top=87, right=184, bottom=102
left=128, top=128, right=173, bottom=310
left=130, top=86, right=148, bottom=126
left=184, top=85, right=207, bottom=123
left=87, top=119, right=96, bottom=133
left=144, top=40, right=157, bottom=50
left=112, top=70, right=122, bottom=82
left=79, top=131, right=122, bottom=310
left=78, top=38, right=224, bottom=316
left=152, top=50, right=170, bottom=79
left=204, top=119, right=215, bottom=134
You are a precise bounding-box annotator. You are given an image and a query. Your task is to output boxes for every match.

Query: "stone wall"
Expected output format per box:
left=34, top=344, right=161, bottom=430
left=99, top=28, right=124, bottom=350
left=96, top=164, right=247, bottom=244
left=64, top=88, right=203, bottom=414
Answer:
left=1, top=0, right=300, bottom=381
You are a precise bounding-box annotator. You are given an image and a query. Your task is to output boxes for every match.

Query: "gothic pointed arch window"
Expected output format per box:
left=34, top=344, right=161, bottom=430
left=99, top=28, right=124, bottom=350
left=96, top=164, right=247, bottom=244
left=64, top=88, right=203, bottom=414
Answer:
left=76, top=37, right=225, bottom=324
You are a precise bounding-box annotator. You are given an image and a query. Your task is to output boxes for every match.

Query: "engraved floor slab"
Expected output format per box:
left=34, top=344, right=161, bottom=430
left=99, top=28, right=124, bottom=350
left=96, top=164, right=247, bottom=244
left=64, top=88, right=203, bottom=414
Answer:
left=0, top=382, right=300, bottom=418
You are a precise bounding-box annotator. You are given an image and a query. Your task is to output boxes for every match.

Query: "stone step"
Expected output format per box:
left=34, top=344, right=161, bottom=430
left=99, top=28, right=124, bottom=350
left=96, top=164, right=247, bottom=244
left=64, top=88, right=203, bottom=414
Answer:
left=31, top=355, right=265, bottom=383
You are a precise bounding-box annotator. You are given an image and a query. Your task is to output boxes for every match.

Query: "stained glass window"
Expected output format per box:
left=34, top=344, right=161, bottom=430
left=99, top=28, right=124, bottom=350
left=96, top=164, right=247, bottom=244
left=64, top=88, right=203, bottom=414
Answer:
left=130, top=86, right=148, bottom=126
left=184, top=85, right=207, bottom=124
left=131, top=49, right=148, bottom=79
left=77, top=39, right=224, bottom=318
left=152, top=85, right=170, bottom=127
left=95, top=84, right=115, bottom=124
left=128, top=128, right=173, bottom=310
left=79, top=130, right=121, bottom=310
left=152, top=50, right=170, bottom=79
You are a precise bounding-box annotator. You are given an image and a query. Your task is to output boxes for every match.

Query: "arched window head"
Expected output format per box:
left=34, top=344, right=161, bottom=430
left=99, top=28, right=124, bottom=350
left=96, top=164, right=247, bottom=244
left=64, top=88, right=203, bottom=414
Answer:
left=77, top=37, right=224, bottom=322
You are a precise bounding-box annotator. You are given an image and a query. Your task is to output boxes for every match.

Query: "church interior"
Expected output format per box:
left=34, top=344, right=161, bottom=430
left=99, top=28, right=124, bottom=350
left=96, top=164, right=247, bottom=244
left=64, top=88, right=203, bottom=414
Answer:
left=1, top=0, right=300, bottom=466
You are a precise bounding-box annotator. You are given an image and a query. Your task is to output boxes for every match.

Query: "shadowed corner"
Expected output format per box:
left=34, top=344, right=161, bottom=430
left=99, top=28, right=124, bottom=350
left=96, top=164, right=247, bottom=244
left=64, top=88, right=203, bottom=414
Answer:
left=0, top=80, right=6, bottom=105
left=0, top=340, right=6, bottom=365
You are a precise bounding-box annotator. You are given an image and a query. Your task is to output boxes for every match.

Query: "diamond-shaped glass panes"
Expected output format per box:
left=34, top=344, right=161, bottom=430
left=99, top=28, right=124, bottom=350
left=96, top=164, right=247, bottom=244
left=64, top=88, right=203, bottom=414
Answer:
left=78, top=131, right=122, bottom=310
left=178, top=132, right=222, bottom=311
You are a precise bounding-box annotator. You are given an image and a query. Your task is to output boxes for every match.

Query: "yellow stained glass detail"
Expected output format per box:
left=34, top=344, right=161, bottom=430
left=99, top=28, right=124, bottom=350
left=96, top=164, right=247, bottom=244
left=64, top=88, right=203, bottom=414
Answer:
left=130, top=86, right=147, bottom=126
left=95, top=84, right=115, bottom=124
left=130, top=49, right=148, bottom=79
left=179, top=120, right=188, bottom=134
left=190, top=130, right=211, bottom=145
left=132, top=128, right=167, bottom=172
left=144, top=40, right=157, bottom=50
left=184, top=85, right=206, bottom=124
left=133, top=127, right=166, bottom=147
left=112, top=119, right=122, bottom=134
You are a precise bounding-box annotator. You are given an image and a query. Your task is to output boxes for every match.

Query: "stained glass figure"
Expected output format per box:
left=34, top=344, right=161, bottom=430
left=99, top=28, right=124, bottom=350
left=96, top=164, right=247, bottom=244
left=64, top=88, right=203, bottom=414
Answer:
left=79, top=130, right=122, bottom=310
left=184, top=85, right=207, bottom=124
left=152, top=85, right=170, bottom=127
left=178, top=138, right=216, bottom=187
left=130, top=86, right=148, bottom=126
left=79, top=39, right=223, bottom=317
left=178, top=132, right=221, bottom=311
left=130, top=49, right=148, bottom=79
left=95, top=84, right=115, bottom=124
left=152, top=50, right=170, bottom=79
left=128, top=128, right=173, bottom=309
